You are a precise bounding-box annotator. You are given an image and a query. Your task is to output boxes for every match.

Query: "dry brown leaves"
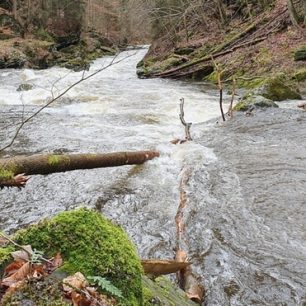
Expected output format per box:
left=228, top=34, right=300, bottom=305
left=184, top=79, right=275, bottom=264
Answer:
left=0, top=245, right=114, bottom=306
left=63, top=272, right=114, bottom=306
left=0, top=247, right=63, bottom=301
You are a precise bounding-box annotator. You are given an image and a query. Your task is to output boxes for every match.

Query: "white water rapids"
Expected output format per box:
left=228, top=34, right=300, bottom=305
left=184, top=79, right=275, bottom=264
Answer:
left=0, top=48, right=305, bottom=305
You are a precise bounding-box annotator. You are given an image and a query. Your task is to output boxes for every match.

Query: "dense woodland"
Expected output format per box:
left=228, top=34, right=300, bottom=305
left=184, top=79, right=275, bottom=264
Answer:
left=0, top=0, right=305, bottom=80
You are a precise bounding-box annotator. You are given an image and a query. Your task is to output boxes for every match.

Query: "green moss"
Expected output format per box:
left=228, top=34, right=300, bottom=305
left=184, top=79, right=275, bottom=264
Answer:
left=233, top=101, right=249, bottom=112
left=205, top=71, right=218, bottom=83
left=86, top=50, right=104, bottom=60
left=159, top=57, right=184, bottom=71
left=14, top=208, right=143, bottom=305
left=255, top=47, right=272, bottom=67
left=62, top=57, right=91, bottom=71
left=2, top=278, right=71, bottom=306
left=47, top=155, right=62, bottom=166
left=0, top=168, right=14, bottom=180
left=233, top=94, right=279, bottom=112
left=237, top=77, right=265, bottom=89
left=35, top=28, right=54, bottom=42
left=294, top=46, right=306, bottom=61
left=259, top=78, right=302, bottom=101
left=142, top=276, right=197, bottom=306
left=293, top=69, right=306, bottom=82
left=0, top=246, right=14, bottom=268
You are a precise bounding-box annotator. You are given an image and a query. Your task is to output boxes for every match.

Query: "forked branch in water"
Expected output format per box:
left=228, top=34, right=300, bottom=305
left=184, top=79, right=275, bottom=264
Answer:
left=179, top=98, right=192, bottom=141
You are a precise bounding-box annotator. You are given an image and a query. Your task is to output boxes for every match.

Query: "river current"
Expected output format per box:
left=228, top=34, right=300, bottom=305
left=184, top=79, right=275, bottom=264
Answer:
left=0, top=48, right=305, bottom=305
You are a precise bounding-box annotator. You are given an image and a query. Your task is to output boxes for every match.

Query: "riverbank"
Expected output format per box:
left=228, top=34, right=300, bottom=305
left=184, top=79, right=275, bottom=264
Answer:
left=0, top=7, right=117, bottom=71
left=0, top=35, right=116, bottom=71
left=137, top=1, right=306, bottom=105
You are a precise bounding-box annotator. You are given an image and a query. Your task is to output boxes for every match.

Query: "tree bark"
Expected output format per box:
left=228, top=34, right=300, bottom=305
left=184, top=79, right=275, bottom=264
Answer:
left=286, top=0, right=299, bottom=26
left=12, top=0, right=17, bottom=19
left=0, top=151, right=159, bottom=188
left=302, top=0, right=306, bottom=24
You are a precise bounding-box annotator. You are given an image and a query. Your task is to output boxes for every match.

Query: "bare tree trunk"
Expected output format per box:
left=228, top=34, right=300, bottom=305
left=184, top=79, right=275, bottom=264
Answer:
left=302, top=0, right=306, bottom=24
left=12, top=0, right=17, bottom=19
left=215, top=0, right=227, bottom=25
left=286, top=0, right=299, bottom=26
left=0, top=151, right=159, bottom=188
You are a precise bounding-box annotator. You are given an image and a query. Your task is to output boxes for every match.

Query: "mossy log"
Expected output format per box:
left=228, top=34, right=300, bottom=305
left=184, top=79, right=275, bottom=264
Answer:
left=0, top=151, right=159, bottom=188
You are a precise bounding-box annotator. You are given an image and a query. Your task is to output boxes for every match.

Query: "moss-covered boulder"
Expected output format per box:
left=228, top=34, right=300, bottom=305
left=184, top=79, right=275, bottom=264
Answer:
left=234, top=94, right=278, bottom=112
left=9, top=208, right=143, bottom=305
left=293, top=69, right=306, bottom=82
left=174, top=47, right=194, bottom=56
left=0, top=48, right=26, bottom=68
left=62, top=57, right=90, bottom=71
left=294, top=46, right=306, bottom=61
left=17, top=83, right=33, bottom=91
left=255, top=78, right=302, bottom=101
left=143, top=276, right=197, bottom=306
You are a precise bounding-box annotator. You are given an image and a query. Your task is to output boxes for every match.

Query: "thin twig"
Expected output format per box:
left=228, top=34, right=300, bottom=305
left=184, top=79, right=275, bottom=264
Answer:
left=211, top=56, right=225, bottom=122
left=227, top=77, right=236, bottom=118
left=0, top=52, right=136, bottom=152
left=62, top=281, right=106, bottom=306
left=0, top=232, right=53, bottom=265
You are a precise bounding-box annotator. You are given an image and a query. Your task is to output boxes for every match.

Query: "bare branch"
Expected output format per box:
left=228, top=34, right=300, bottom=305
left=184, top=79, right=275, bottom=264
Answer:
left=179, top=98, right=192, bottom=141
left=0, top=52, right=136, bottom=152
left=227, top=77, right=236, bottom=118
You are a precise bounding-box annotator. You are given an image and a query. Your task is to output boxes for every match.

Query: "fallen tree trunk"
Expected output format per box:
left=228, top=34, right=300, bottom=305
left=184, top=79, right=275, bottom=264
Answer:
left=0, top=151, right=159, bottom=188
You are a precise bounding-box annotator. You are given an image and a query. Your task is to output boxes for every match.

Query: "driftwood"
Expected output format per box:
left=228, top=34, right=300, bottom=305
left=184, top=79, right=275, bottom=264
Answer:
left=0, top=151, right=159, bottom=188
left=174, top=168, right=205, bottom=304
left=141, top=259, right=191, bottom=277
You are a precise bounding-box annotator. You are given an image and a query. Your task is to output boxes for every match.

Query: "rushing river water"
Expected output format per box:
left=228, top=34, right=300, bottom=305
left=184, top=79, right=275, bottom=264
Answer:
left=0, top=48, right=305, bottom=305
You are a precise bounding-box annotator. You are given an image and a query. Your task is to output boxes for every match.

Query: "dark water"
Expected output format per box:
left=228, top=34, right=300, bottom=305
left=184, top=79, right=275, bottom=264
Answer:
left=0, top=49, right=305, bottom=305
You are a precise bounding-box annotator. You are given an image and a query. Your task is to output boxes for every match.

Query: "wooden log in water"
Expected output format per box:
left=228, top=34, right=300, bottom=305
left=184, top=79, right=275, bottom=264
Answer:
left=0, top=151, right=160, bottom=188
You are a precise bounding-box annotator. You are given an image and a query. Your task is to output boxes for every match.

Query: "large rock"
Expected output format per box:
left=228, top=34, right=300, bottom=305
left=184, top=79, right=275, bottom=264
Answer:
left=234, top=94, right=279, bottom=112
left=4, top=208, right=143, bottom=305
left=293, top=69, right=306, bottom=82
left=255, top=78, right=302, bottom=101
left=294, top=47, right=306, bottom=61
left=0, top=48, right=26, bottom=68
left=17, top=83, right=33, bottom=91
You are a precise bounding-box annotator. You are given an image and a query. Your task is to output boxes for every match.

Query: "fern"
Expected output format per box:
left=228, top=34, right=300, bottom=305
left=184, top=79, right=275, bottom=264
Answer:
left=31, top=249, right=44, bottom=264
left=87, top=276, right=123, bottom=299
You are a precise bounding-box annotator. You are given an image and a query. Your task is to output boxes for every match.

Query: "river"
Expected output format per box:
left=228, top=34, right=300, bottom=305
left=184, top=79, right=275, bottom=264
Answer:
left=0, top=48, right=305, bottom=305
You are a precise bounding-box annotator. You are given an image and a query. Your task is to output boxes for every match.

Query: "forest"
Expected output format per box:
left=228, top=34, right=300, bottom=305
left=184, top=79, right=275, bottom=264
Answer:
left=0, top=0, right=305, bottom=305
